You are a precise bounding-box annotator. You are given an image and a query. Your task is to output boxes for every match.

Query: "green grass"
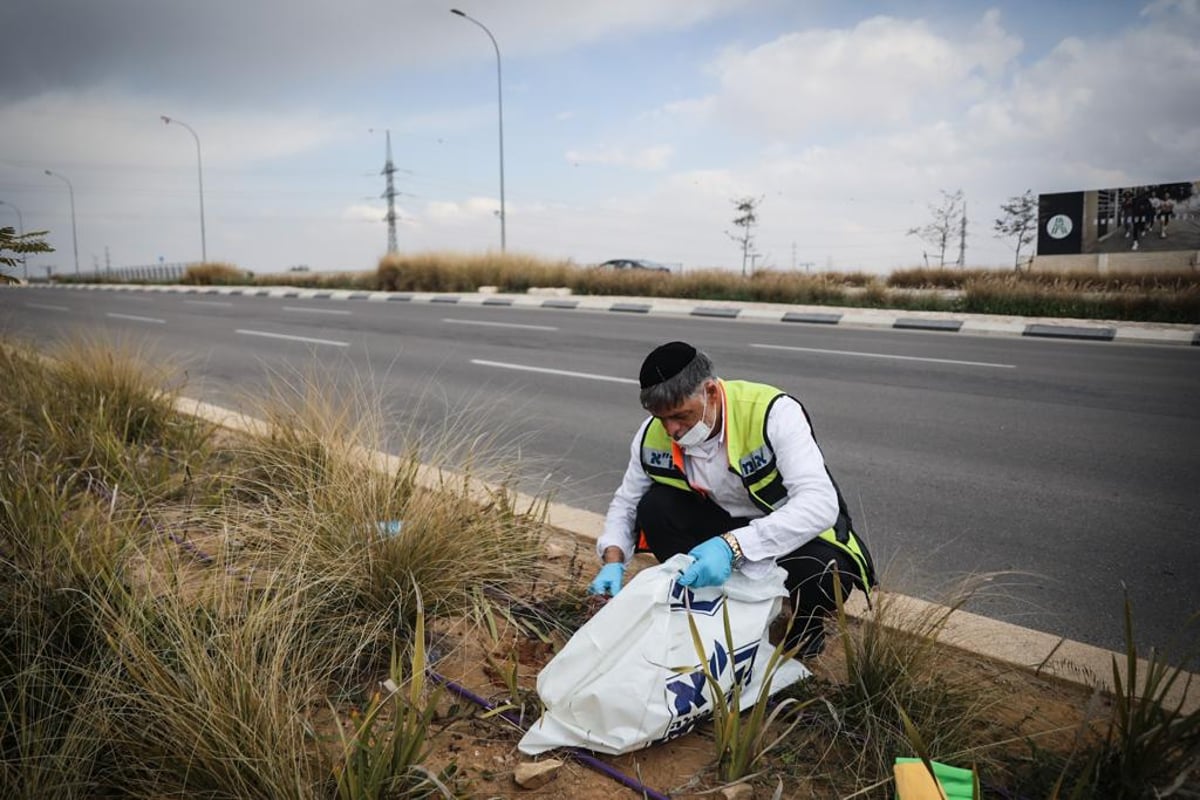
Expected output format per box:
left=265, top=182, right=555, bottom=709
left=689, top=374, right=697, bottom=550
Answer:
left=1081, top=591, right=1200, bottom=798
left=683, top=600, right=810, bottom=783
left=761, top=576, right=1007, bottom=796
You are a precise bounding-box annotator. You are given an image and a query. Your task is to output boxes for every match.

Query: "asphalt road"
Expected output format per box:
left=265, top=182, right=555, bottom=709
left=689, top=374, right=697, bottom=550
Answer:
left=3, top=286, right=1198, bottom=657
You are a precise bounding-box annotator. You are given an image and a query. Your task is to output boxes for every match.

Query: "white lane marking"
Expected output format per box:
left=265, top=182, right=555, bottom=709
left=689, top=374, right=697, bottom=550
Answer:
left=236, top=329, right=349, bottom=347
left=751, top=342, right=1015, bottom=369
left=184, top=300, right=233, bottom=307
left=443, top=317, right=557, bottom=331
left=24, top=302, right=69, bottom=312
left=471, top=359, right=638, bottom=384
left=106, top=312, right=166, bottom=324
left=283, top=305, right=352, bottom=315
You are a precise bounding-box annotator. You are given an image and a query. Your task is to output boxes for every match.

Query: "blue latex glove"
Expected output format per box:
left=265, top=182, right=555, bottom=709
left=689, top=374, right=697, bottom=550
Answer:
left=588, top=562, right=625, bottom=596
left=677, top=537, right=734, bottom=588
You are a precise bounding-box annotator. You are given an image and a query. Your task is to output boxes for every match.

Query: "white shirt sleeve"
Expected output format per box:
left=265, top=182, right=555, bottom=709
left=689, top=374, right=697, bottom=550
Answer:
left=596, top=417, right=654, bottom=564
left=729, top=395, right=839, bottom=565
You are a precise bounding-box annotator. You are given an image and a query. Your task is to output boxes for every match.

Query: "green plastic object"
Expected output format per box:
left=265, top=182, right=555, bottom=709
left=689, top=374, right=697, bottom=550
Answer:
left=894, top=758, right=975, bottom=800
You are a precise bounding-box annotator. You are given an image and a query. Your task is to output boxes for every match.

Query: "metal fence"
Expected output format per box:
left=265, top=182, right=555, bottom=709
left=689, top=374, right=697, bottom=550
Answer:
left=73, top=262, right=192, bottom=283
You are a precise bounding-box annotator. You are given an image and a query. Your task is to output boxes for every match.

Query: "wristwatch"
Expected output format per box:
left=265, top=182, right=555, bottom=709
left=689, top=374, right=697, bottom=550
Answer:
left=720, top=532, right=746, bottom=568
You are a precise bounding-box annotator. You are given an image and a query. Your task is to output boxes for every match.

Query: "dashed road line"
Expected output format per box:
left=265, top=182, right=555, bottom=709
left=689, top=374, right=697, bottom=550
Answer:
left=235, top=329, right=349, bottom=347
left=283, top=305, right=352, bottom=315
left=107, top=312, right=166, bottom=324
left=751, top=342, right=1015, bottom=369
left=471, top=359, right=638, bottom=384
left=443, top=318, right=557, bottom=331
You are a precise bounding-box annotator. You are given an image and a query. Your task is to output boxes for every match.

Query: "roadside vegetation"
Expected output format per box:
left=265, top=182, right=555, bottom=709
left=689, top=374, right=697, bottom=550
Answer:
left=0, top=224, right=53, bottom=284
left=2, top=335, right=1196, bottom=798
left=48, top=252, right=1200, bottom=324
left=179, top=261, right=252, bottom=285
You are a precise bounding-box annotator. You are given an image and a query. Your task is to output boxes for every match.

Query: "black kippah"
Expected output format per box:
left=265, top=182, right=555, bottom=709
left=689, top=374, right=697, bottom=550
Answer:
left=639, top=341, right=697, bottom=389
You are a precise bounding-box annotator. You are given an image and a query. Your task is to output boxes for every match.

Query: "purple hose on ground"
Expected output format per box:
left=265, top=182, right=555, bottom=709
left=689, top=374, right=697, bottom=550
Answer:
left=428, top=671, right=673, bottom=800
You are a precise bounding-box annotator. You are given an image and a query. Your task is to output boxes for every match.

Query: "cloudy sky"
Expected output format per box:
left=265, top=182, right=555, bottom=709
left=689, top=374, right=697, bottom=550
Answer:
left=2, top=0, right=1197, bottom=276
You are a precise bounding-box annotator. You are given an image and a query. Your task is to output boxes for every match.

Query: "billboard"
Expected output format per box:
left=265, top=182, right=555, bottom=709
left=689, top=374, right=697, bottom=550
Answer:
left=1037, top=180, right=1199, bottom=255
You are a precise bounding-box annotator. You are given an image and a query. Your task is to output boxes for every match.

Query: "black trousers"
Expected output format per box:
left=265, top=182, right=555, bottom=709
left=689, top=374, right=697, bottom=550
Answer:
left=635, top=482, right=858, bottom=654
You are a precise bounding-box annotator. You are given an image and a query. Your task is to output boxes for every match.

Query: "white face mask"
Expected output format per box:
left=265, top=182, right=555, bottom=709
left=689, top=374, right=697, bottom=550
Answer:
left=675, top=389, right=712, bottom=449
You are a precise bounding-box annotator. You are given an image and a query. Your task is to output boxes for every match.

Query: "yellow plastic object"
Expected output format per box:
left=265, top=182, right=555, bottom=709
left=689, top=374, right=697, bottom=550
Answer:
left=894, top=758, right=975, bottom=800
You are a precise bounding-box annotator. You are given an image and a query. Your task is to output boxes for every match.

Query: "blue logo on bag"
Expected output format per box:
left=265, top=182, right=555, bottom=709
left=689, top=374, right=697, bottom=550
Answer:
left=666, top=670, right=708, bottom=716
left=656, top=639, right=762, bottom=744
left=668, top=580, right=725, bottom=616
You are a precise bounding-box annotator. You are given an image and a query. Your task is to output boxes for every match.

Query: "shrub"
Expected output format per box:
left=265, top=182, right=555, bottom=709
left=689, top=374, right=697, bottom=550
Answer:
left=962, top=277, right=1200, bottom=323
left=1080, top=593, right=1199, bottom=798
left=376, top=251, right=573, bottom=293
left=182, top=262, right=252, bottom=285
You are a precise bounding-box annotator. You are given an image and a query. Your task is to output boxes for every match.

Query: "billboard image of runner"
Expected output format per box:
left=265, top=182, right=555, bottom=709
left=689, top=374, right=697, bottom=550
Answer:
left=1037, top=180, right=1200, bottom=256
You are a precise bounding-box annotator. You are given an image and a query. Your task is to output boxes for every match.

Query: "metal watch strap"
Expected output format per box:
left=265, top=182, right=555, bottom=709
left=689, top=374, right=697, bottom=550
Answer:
left=720, top=532, right=746, bottom=568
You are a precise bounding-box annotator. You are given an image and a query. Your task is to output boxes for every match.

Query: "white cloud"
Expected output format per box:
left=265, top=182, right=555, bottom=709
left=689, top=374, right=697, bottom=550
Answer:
left=960, top=9, right=1200, bottom=181
left=342, top=203, right=386, bottom=223
left=0, top=88, right=349, bottom=172
left=7, top=3, right=1198, bottom=277
left=1141, top=0, right=1200, bottom=21
left=707, top=12, right=1022, bottom=137
left=968, top=8, right=1025, bottom=77
left=564, top=144, right=675, bottom=170
left=0, top=0, right=754, bottom=104
left=424, top=197, right=500, bottom=222
left=390, top=106, right=493, bottom=136
left=660, top=97, right=716, bottom=119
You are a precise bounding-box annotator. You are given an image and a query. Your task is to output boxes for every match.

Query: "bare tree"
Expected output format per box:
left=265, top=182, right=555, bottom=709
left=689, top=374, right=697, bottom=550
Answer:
left=907, top=189, right=964, bottom=268
left=994, top=189, right=1037, bottom=270
left=726, top=195, right=763, bottom=276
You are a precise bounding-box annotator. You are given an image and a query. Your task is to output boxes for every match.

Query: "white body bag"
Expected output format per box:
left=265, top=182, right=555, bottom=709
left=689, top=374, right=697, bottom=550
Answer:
left=518, top=554, right=810, bottom=755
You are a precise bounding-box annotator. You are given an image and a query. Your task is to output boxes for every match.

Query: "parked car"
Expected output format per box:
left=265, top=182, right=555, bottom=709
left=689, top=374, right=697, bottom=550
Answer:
left=597, top=258, right=671, bottom=273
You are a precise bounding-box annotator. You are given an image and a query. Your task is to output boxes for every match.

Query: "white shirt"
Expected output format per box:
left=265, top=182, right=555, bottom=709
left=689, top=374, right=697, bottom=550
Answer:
left=597, top=385, right=840, bottom=579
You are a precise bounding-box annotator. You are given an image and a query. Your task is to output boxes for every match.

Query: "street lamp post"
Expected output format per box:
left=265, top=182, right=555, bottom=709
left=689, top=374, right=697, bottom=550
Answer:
left=451, top=8, right=506, bottom=253
left=161, top=115, right=208, bottom=264
left=43, top=170, right=80, bottom=277
left=0, top=200, right=27, bottom=280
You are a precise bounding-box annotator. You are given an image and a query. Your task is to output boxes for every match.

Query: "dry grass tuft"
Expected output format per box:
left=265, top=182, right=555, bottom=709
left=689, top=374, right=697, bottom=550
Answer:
left=376, top=250, right=576, bottom=293
left=182, top=261, right=253, bottom=285
left=1, top=334, right=545, bottom=798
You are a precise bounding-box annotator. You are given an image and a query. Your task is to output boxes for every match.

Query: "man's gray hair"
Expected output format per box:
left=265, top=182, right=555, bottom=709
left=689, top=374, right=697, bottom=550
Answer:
left=639, top=350, right=717, bottom=413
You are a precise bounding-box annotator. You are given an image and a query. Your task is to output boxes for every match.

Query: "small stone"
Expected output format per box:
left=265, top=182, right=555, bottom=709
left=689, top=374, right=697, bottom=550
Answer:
left=720, top=783, right=755, bottom=800
left=513, top=759, right=563, bottom=790
left=543, top=542, right=571, bottom=559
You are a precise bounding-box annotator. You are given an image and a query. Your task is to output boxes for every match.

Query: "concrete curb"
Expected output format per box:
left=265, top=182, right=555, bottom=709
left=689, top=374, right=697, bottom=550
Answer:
left=30, top=282, right=1200, bottom=346
left=177, top=394, right=1198, bottom=715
